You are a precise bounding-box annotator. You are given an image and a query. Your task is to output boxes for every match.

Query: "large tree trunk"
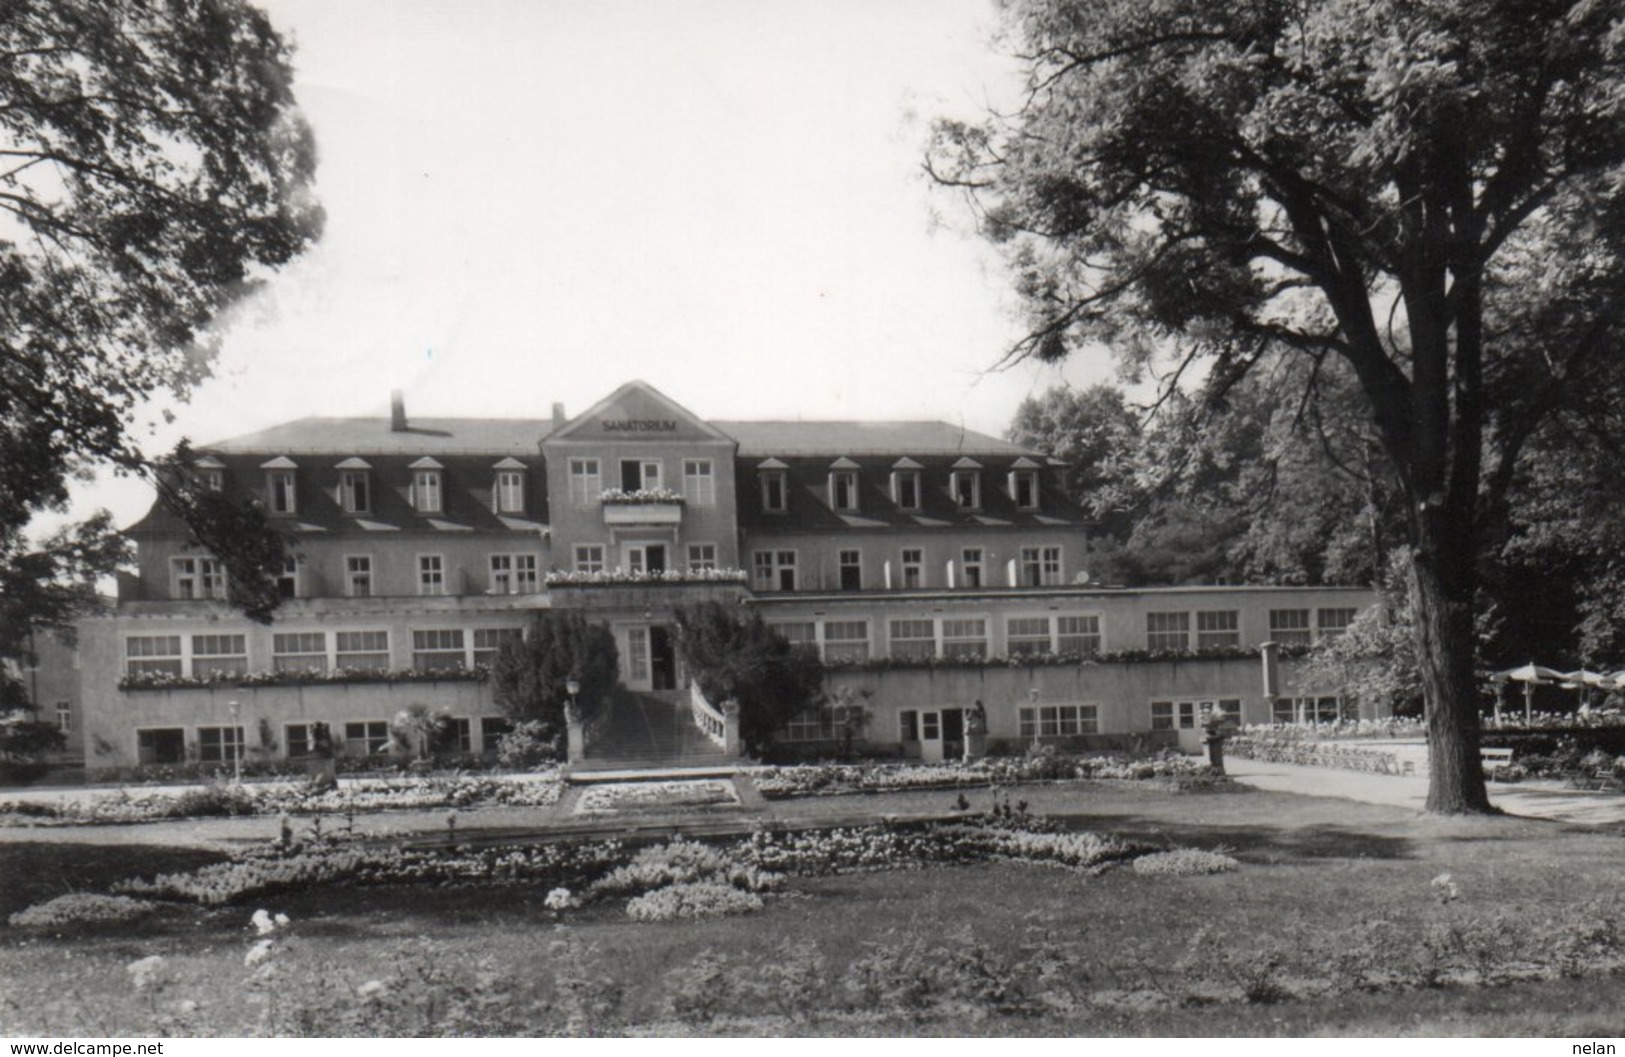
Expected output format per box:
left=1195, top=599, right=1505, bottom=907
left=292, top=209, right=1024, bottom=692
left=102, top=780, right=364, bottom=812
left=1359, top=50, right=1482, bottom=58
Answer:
left=1408, top=541, right=1493, bottom=813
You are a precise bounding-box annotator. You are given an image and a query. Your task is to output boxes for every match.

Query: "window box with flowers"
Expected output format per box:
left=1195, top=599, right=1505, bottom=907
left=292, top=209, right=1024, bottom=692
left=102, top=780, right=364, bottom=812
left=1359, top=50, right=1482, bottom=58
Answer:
left=118, top=666, right=490, bottom=692
left=544, top=567, right=748, bottom=587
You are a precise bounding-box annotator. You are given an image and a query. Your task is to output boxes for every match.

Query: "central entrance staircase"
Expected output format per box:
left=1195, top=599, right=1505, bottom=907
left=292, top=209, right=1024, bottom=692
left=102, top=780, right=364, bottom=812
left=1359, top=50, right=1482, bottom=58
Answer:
left=573, top=689, right=738, bottom=775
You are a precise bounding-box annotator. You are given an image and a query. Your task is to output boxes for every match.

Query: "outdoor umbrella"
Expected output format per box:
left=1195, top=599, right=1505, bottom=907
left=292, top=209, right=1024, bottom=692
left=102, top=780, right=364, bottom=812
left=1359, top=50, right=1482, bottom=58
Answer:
left=1560, top=669, right=1610, bottom=712
left=1492, top=664, right=1566, bottom=726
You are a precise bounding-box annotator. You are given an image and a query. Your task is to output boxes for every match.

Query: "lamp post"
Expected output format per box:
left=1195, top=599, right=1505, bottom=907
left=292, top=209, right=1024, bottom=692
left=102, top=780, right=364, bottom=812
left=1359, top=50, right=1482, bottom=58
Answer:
left=1029, top=687, right=1041, bottom=752
left=228, top=699, right=242, bottom=785
left=565, top=677, right=581, bottom=721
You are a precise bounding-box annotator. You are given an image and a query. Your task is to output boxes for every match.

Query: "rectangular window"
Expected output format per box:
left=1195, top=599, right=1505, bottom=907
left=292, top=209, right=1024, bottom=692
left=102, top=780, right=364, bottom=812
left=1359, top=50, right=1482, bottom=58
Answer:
left=574, top=545, right=605, bottom=574
left=1269, top=608, right=1312, bottom=646
left=335, top=630, right=390, bottom=670
left=480, top=716, right=513, bottom=750
left=899, top=710, right=919, bottom=741
left=447, top=717, right=473, bottom=753
left=494, top=471, right=524, bottom=514
left=822, top=620, right=870, bottom=663
left=1150, top=700, right=1198, bottom=731
left=125, top=635, right=183, bottom=677
left=412, top=628, right=466, bottom=671
left=761, top=471, right=787, bottom=513
left=784, top=711, right=831, bottom=742
left=1006, top=616, right=1052, bottom=656
left=922, top=712, right=941, bottom=740
left=1020, top=546, right=1062, bottom=586
left=1146, top=612, right=1190, bottom=652
left=752, top=550, right=796, bottom=591
left=413, top=470, right=442, bottom=513
left=490, top=554, right=512, bottom=594
left=189, top=634, right=247, bottom=678
left=418, top=554, right=445, bottom=595
left=198, top=469, right=224, bottom=492
left=768, top=622, right=816, bottom=646
left=901, top=548, right=924, bottom=589
left=838, top=549, right=862, bottom=590
left=340, top=470, right=370, bottom=514
left=620, top=458, right=661, bottom=492
left=1019, top=705, right=1097, bottom=738
left=198, top=725, right=245, bottom=764
left=893, top=471, right=920, bottom=511
left=1318, top=608, right=1357, bottom=638
left=136, top=727, right=186, bottom=765
left=272, top=631, right=327, bottom=673
left=267, top=470, right=296, bottom=514
left=171, top=557, right=227, bottom=600
left=277, top=557, right=299, bottom=599
left=683, top=459, right=715, bottom=505
left=1012, top=470, right=1039, bottom=510
left=1275, top=695, right=1343, bottom=723
left=952, top=470, right=981, bottom=510
left=344, top=720, right=389, bottom=756
left=285, top=722, right=317, bottom=759
left=568, top=459, right=601, bottom=506
left=346, top=555, right=373, bottom=597
left=1056, top=614, right=1102, bottom=656
left=687, top=543, right=717, bottom=571
left=961, top=548, right=984, bottom=588
left=473, top=627, right=520, bottom=667
left=1196, top=610, right=1240, bottom=650
left=55, top=701, right=71, bottom=733
left=888, top=618, right=936, bottom=660
left=830, top=470, right=859, bottom=512
left=940, top=618, right=987, bottom=658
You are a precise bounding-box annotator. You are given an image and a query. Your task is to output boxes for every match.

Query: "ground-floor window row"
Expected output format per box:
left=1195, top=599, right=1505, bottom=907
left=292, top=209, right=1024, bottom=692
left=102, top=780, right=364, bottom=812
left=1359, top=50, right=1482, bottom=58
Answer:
left=780, top=696, right=1343, bottom=743
left=133, top=716, right=516, bottom=765
left=123, top=626, right=527, bottom=678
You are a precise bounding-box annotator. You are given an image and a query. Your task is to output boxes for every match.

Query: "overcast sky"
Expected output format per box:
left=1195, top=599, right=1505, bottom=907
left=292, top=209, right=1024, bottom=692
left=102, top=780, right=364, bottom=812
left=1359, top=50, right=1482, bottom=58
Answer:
left=65, top=0, right=1121, bottom=532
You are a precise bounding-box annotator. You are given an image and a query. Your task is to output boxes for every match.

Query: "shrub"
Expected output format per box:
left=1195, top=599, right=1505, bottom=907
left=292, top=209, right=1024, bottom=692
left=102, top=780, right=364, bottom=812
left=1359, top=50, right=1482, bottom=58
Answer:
left=9, top=892, right=159, bottom=928
left=1131, top=848, right=1239, bottom=876
left=625, top=882, right=764, bottom=922
left=496, top=720, right=557, bottom=769
left=167, top=782, right=258, bottom=818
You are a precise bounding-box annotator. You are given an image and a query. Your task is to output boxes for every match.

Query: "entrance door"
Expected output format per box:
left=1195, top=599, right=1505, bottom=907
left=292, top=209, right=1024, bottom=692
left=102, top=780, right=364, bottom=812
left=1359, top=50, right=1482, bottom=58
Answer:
left=941, top=708, right=965, bottom=761
left=919, top=710, right=944, bottom=763
left=649, top=624, right=677, bottom=691
left=626, top=625, right=651, bottom=689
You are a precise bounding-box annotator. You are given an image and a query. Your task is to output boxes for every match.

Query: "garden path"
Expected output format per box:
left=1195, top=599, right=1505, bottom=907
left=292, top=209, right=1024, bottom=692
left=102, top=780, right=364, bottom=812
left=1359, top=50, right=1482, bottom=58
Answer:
left=1225, top=756, right=1625, bottom=825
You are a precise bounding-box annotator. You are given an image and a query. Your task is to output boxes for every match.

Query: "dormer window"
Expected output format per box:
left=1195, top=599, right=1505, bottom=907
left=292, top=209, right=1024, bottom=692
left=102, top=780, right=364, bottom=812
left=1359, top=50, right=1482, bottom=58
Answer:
left=891, top=458, right=922, bottom=511
left=410, top=457, right=444, bottom=514
left=193, top=456, right=225, bottom=492
left=828, top=458, right=860, bottom=512
left=951, top=459, right=982, bottom=510
left=758, top=458, right=788, bottom=514
left=260, top=456, right=298, bottom=515
left=336, top=457, right=372, bottom=514
left=492, top=458, right=526, bottom=514
left=1010, top=464, right=1040, bottom=510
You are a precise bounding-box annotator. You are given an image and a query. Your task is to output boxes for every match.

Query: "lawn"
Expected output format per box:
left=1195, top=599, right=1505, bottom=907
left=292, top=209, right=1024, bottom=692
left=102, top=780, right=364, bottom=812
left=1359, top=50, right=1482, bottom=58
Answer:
left=1, top=783, right=1623, bottom=1037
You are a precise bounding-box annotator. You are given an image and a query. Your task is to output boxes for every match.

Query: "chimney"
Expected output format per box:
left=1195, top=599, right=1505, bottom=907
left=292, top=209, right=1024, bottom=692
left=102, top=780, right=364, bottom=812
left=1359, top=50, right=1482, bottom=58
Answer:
left=551, top=402, right=566, bottom=431
left=390, top=389, right=407, bottom=432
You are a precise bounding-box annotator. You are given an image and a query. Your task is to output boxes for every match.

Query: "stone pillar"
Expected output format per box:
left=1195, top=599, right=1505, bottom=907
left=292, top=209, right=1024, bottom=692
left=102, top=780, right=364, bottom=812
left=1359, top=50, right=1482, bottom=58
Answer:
left=723, top=699, right=742, bottom=756
left=565, top=704, right=585, bottom=765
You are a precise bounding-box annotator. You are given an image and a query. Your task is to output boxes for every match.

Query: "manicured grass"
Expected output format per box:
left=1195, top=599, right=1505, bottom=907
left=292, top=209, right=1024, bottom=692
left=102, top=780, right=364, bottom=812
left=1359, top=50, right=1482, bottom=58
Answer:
left=2, top=784, right=1623, bottom=1036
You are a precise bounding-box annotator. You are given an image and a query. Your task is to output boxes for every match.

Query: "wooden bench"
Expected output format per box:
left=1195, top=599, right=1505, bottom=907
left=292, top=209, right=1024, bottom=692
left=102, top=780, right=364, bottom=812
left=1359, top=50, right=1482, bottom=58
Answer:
left=1480, top=747, right=1514, bottom=773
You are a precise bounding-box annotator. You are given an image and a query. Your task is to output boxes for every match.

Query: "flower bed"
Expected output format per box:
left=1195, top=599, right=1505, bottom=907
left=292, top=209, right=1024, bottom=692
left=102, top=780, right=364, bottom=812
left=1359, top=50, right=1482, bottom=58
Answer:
left=1225, top=732, right=1406, bottom=775
left=751, top=751, right=1215, bottom=798
left=0, top=772, right=565, bottom=826
left=573, top=779, right=739, bottom=815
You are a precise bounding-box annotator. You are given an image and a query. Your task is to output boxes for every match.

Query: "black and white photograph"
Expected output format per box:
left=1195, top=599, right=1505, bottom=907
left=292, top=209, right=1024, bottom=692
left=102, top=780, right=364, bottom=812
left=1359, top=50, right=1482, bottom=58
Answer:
left=2, top=0, right=1624, bottom=1041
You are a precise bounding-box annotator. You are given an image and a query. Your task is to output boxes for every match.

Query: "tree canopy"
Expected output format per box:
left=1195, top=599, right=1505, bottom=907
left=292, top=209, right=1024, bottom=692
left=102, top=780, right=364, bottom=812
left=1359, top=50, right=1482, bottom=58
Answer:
left=932, top=0, right=1625, bottom=811
left=0, top=0, right=322, bottom=687
left=673, top=602, right=826, bottom=754
left=490, top=613, right=619, bottom=733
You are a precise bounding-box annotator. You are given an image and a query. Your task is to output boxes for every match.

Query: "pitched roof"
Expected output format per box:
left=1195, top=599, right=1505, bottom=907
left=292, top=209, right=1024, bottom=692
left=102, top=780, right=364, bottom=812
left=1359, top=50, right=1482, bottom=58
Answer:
left=205, top=417, right=547, bottom=456
left=714, top=421, right=1033, bottom=457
